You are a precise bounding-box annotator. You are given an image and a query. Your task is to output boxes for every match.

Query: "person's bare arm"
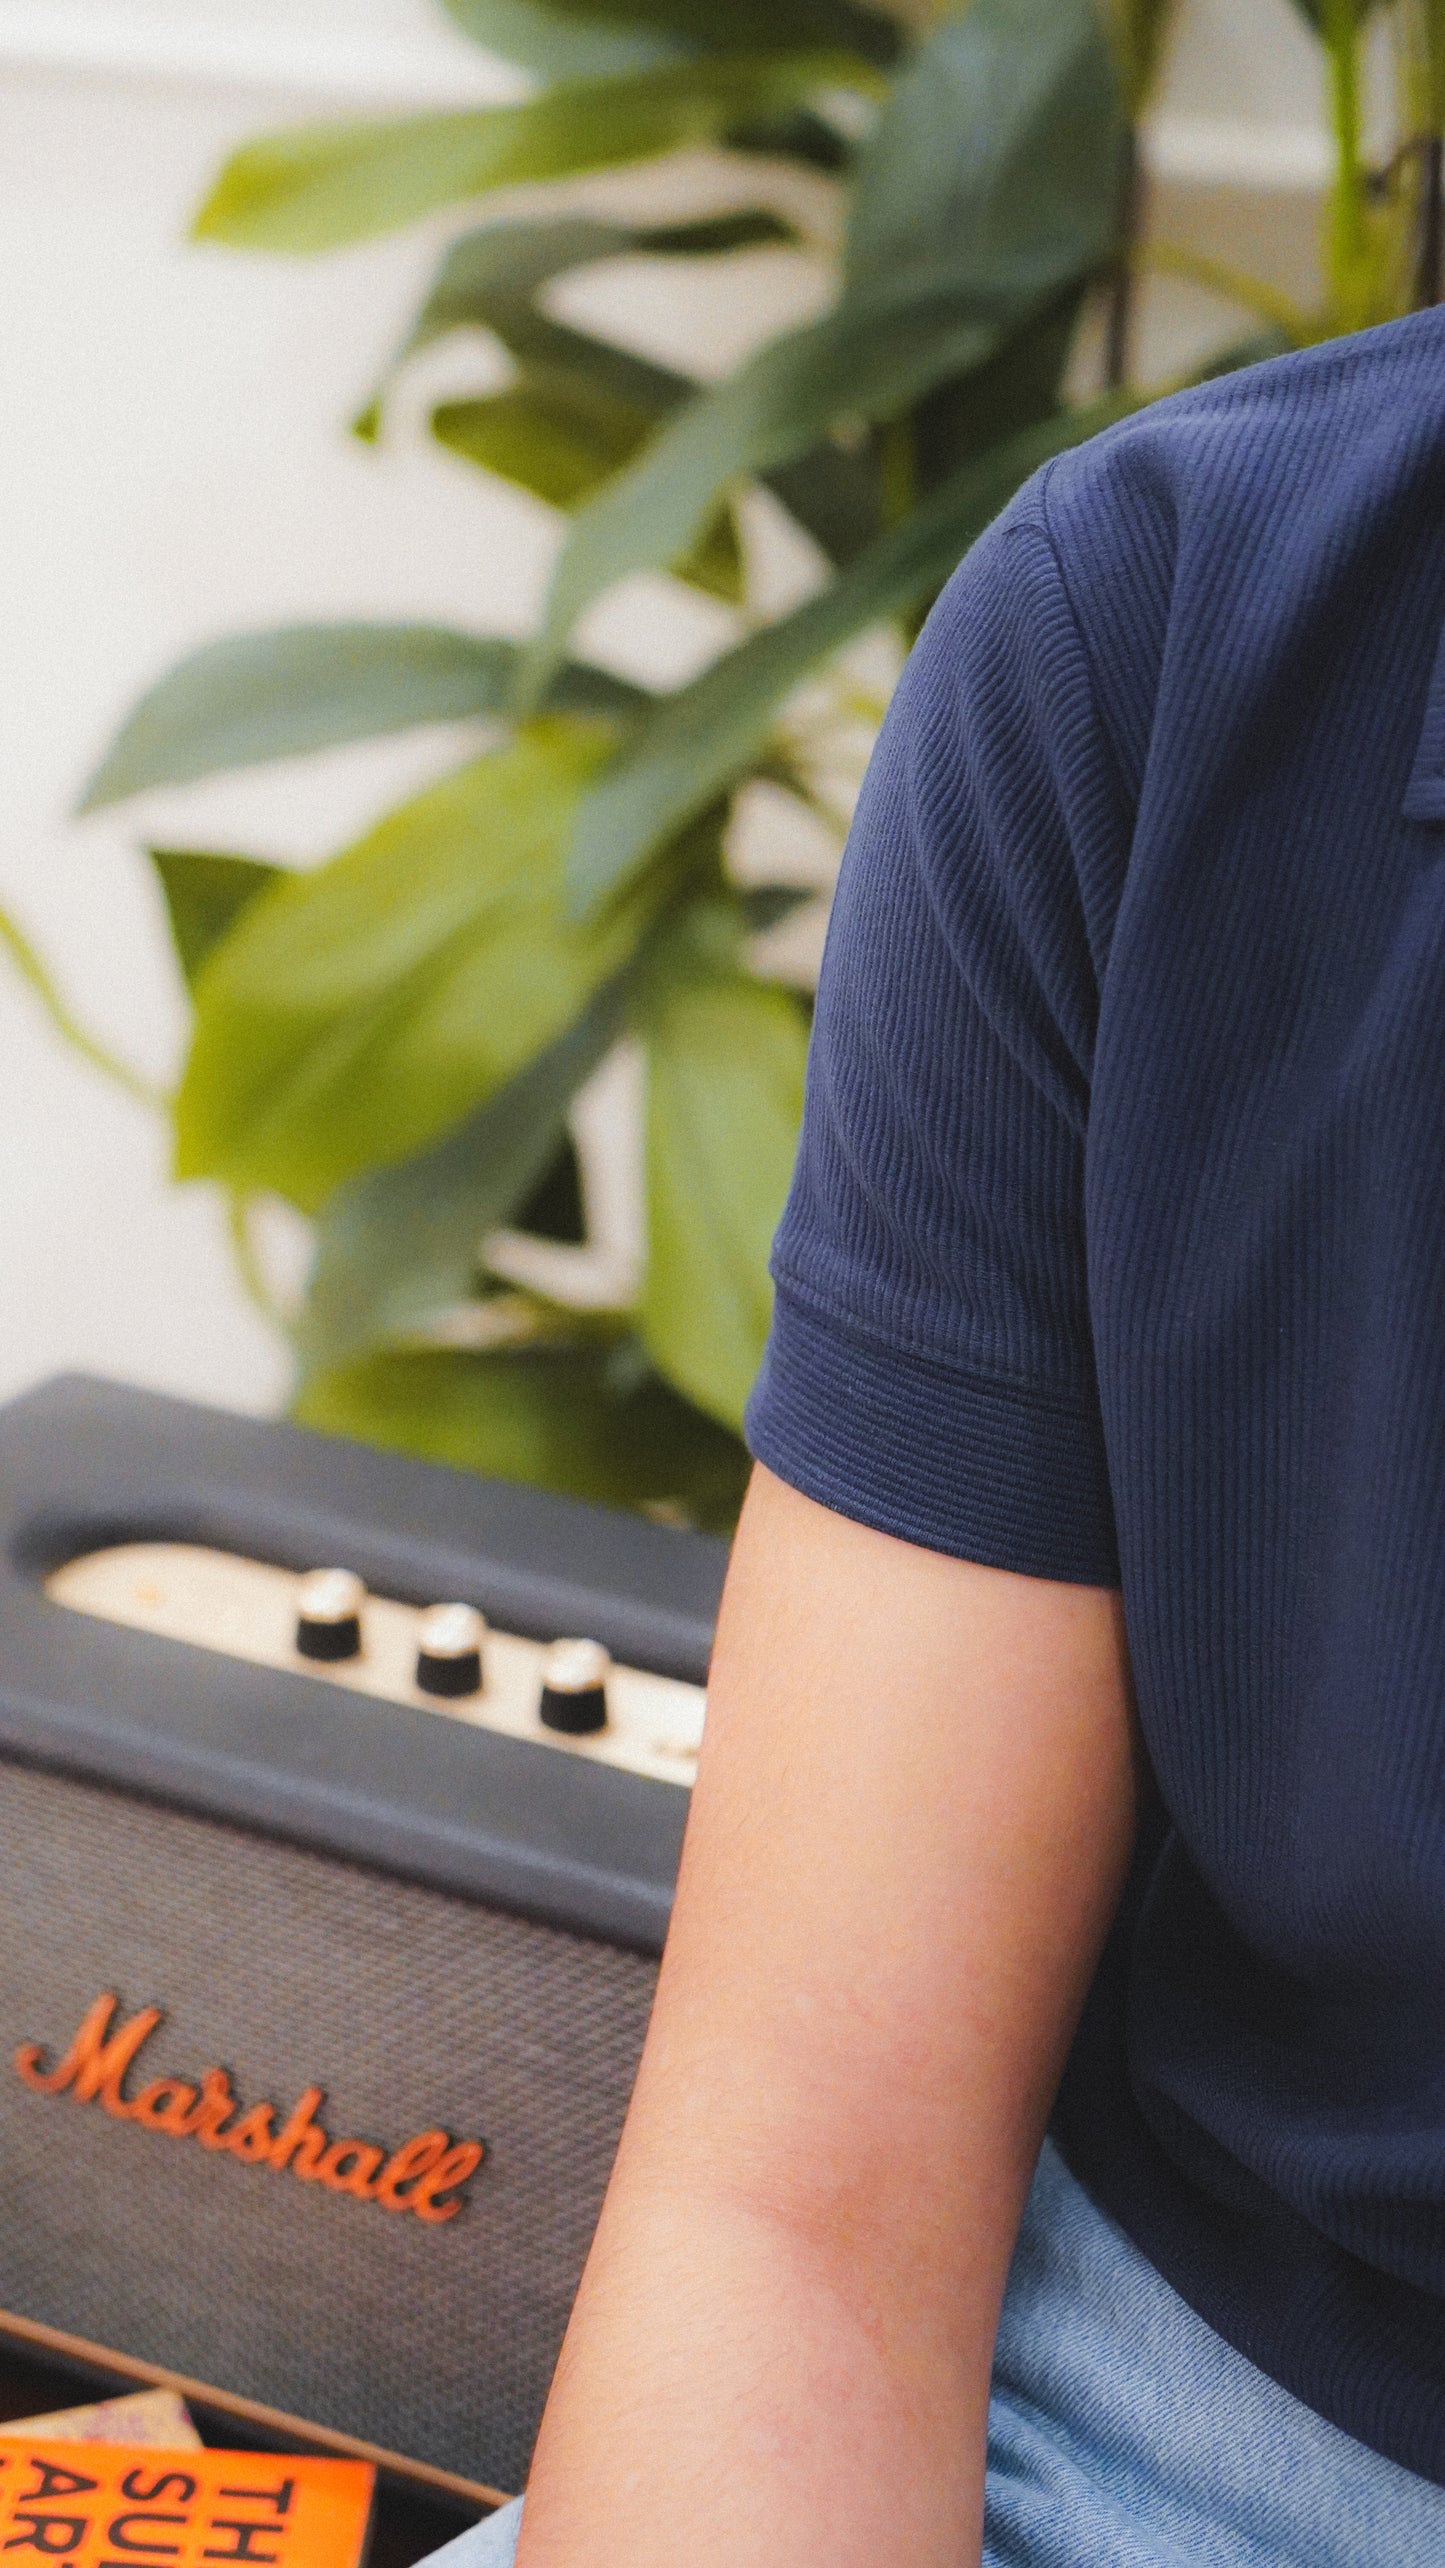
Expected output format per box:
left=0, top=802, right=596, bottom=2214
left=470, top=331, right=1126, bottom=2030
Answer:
left=514, top=1462, right=1137, bottom=2568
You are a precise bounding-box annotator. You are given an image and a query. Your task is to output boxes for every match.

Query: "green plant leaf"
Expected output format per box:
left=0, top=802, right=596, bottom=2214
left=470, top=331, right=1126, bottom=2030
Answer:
left=682, top=509, right=745, bottom=602
left=148, top=849, right=284, bottom=989
left=366, top=215, right=877, bottom=566
left=374, top=217, right=643, bottom=397
left=192, top=58, right=878, bottom=254
left=404, top=211, right=797, bottom=360
left=726, top=104, right=853, bottom=170
left=441, top=0, right=898, bottom=61
left=639, top=963, right=809, bottom=1430
left=523, top=293, right=1003, bottom=692
left=433, top=388, right=742, bottom=597
left=844, top=0, right=1120, bottom=296
left=565, top=324, right=1283, bottom=910
left=568, top=381, right=1139, bottom=914
left=907, top=288, right=1084, bottom=494
left=430, top=303, right=878, bottom=573
left=413, top=252, right=749, bottom=596
left=293, top=1342, right=751, bottom=1530
left=523, top=0, right=1122, bottom=694
left=627, top=210, right=801, bottom=253
left=764, top=443, right=882, bottom=565
left=175, top=718, right=659, bottom=1210
left=1281, top=0, right=1382, bottom=24
left=440, top=0, right=685, bottom=75
left=78, top=624, right=645, bottom=811
left=361, top=209, right=795, bottom=421
left=517, top=0, right=899, bottom=57
left=434, top=384, right=649, bottom=507
left=736, top=884, right=816, bottom=934
left=301, top=969, right=629, bottom=1370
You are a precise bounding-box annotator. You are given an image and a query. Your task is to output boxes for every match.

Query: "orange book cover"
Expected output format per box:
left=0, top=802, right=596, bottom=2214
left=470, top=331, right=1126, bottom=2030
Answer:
left=0, top=2442, right=374, bottom=2568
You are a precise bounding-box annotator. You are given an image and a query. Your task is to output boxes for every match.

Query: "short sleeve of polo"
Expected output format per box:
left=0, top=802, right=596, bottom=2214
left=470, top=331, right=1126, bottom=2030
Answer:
left=744, top=486, right=1125, bottom=1586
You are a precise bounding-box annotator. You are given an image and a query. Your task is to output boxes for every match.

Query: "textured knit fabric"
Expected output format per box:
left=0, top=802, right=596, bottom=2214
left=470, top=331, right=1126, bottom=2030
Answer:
left=745, top=309, right=1445, bottom=2486
left=417, top=2146, right=1445, bottom=2565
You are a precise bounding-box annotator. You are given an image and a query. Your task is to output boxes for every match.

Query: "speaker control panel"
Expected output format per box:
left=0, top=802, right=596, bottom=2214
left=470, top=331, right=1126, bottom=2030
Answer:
left=46, top=1543, right=705, bottom=1788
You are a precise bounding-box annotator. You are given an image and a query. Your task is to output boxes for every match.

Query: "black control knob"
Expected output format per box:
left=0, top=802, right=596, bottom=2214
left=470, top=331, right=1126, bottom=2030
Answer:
left=415, top=1602, right=485, bottom=1698
left=539, top=1638, right=610, bottom=1735
left=295, top=1568, right=364, bottom=1662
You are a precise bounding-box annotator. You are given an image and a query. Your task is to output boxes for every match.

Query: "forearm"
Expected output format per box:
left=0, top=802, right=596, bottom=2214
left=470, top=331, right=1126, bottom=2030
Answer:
left=513, top=1471, right=1137, bottom=2568
left=516, top=2179, right=995, bottom=2568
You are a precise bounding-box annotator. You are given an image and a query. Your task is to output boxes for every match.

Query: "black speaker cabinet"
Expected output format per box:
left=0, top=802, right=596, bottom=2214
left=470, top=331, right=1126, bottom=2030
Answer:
left=0, top=1378, right=726, bottom=2506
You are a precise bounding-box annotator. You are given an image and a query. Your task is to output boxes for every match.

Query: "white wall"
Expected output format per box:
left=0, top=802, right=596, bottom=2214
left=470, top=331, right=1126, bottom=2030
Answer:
left=0, top=0, right=1336, bottom=1422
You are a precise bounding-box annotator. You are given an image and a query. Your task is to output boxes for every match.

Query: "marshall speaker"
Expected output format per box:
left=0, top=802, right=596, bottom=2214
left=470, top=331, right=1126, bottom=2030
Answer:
left=0, top=1376, right=727, bottom=2505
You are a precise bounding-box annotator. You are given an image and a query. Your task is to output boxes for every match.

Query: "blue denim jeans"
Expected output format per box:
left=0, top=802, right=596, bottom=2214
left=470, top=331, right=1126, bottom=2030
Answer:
left=423, top=2140, right=1445, bottom=2565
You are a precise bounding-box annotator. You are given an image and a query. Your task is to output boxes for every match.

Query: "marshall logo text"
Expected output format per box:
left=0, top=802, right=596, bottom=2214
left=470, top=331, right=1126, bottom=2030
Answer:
left=14, top=1993, right=485, bottom=2222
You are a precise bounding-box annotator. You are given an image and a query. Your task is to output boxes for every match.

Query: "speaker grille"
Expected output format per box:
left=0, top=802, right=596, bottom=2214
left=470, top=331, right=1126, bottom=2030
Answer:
left=0, top=1759, right=658, bottom=2494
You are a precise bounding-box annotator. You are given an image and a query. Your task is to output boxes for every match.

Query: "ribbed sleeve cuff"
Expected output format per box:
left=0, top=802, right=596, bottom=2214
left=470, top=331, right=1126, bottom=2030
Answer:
left=745, top=1284, right=1120, bottom=1588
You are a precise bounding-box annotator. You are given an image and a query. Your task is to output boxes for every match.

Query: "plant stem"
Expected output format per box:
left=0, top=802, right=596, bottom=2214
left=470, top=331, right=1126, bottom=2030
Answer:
left=1417, top=130, right=1445, bottom=302
left=1104, top=122, right=1142, bottom=390
left=226, top=1191, right=291, bottom=1334
left=1414, top=0, right=1445, bottom=305
left=1100, top=0, right=1183, bottom=389
left=0, top=901, right=167, bottom=1110
left=877, top=415, right=915, bottom=526
left=1142, top=241, right=1313, bottom=343
left=1323, top=0, right=1371, bottom=331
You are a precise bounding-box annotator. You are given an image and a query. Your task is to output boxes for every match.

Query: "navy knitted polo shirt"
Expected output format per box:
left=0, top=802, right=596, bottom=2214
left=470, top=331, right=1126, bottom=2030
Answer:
left=744, top=310, right=1445, bottom=2484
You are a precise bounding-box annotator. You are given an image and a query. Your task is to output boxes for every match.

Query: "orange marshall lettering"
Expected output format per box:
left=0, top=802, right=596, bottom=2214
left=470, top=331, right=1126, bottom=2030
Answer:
left=16, top=1994, right=162, bottom=2116
left=409, top=2140, right=486, bottom=2225
left=14, top=1995, right=484, bottom=2223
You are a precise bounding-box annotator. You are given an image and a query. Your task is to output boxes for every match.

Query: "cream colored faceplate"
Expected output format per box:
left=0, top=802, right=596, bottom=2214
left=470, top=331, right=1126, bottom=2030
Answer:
left=46, top=1543, right=704, bottom=1789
